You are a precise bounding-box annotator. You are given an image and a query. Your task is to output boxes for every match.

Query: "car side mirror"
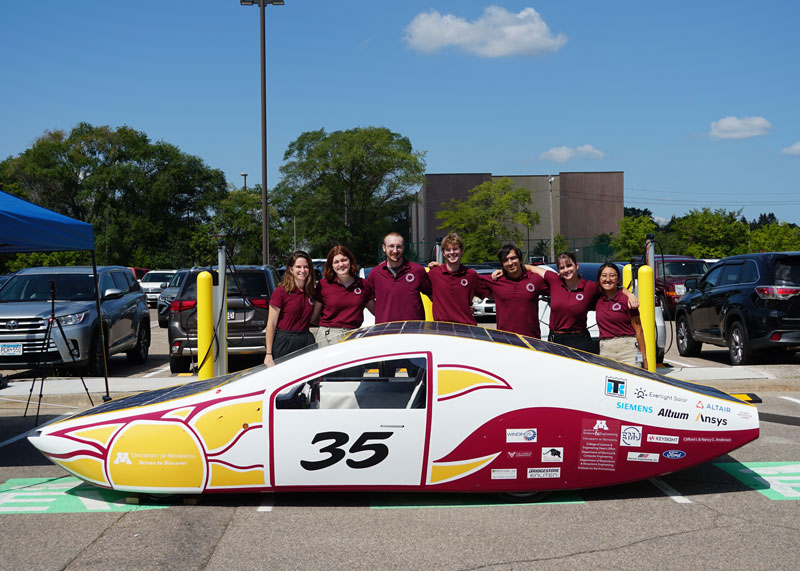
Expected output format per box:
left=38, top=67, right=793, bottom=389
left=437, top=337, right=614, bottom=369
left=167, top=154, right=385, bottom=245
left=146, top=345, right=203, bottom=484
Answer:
left=160, top=282, right=168, bottom=288
left=683, top=278, right=697, bottom=291
left=102, top=288, right=124, bottom=301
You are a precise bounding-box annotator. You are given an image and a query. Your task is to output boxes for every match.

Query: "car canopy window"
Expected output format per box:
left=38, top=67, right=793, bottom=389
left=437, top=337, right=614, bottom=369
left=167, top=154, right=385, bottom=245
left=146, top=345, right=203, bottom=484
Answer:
left=774, top=256, right=800, bottom=285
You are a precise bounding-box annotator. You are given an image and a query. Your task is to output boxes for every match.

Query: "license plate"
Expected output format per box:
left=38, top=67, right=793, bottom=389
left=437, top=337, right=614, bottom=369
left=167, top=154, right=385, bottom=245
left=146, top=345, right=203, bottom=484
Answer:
left=675, top=284, right=686, bottom=295
left=227, top=310, right=235, bottom=321
left=0, top=343, right=23, bottom=356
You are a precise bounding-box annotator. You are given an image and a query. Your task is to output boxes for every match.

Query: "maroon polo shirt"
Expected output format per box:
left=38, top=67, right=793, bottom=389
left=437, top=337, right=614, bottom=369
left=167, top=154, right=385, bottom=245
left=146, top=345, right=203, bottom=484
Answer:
left=480, top=271, right=548, bottom=338
left=542, top=271, right=600, bottom=332
left=366, top=259, right=432, bottom=324
left=314, top=277, right=373, bottom=329
left=269, top=285, right=315, bottom=331
left=595, top=289, right=638, bottom=338
left=429, top=264, right=490, bottom=325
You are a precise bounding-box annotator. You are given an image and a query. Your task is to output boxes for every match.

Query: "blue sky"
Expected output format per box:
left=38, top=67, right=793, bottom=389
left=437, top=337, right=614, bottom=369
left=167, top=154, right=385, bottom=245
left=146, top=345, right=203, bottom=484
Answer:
left=3, top=1, right=800, bottom=227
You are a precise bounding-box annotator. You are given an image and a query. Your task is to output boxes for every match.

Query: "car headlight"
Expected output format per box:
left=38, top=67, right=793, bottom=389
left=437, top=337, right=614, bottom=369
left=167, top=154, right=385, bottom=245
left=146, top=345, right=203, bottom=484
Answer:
left=57, top=311, right=90, bottom=326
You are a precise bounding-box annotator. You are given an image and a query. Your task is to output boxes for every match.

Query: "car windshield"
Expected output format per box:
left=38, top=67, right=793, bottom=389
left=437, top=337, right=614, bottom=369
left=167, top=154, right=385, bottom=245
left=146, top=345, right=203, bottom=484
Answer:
left=663, top=261, right=707, bottom=277
left=0, top=273, right=95, bottom=302
left=774, top=256, right=800, bottom=285
left=142, top=272, right=173, bottom=283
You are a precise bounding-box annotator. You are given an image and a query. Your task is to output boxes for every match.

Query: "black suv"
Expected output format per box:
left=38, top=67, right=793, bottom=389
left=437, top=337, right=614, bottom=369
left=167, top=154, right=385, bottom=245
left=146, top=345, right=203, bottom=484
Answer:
left=675, top=252, right=800, bottom=365
left=167, top=265, right=280, bottom=373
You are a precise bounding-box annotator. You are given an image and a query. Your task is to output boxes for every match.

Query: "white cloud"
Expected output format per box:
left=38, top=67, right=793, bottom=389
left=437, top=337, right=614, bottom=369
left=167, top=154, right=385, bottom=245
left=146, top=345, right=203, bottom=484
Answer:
left=709, top=116, right=771, bottom=140
left=780, top=142, right=800, bottom=156
left=404, top=5, right=567, bottom=58
left=540, top=144, right=605, bottom=163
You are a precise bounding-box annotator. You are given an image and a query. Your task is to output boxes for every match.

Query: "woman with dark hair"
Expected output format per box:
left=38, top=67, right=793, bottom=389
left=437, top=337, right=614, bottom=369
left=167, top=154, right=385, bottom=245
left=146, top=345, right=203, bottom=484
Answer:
left=264, top=251, right=316, bottom=366
left=310, top=244, right=375, bottom=346
left=595, top=263, right=648, bottom=368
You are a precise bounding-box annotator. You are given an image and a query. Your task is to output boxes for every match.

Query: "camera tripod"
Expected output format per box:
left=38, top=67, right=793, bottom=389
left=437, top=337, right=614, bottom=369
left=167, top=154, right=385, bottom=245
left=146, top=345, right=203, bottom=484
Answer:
left=24, top=280, right=94, bottom=424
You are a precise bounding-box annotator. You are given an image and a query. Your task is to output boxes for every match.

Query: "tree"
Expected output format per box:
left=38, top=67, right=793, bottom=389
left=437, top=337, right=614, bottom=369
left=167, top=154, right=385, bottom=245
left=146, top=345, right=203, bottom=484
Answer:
left=591, top=232, right=614, bottom=260
left=271, top=127, right=426, bottom=265
left=749, top=212, right=778, bottom=230
left=623, top=207, right=653, bottom=220
left=553, top=234, right=569, bottom=256
left=211, top=186, right=264, bottom=264
left=0, top=123, right=228, bottom=270
left=611, top=215, right=657, bottom=260
left=436, top=178, right=540, bottom=263
left=672, top=208, right=749, bottom=258
left=749, top=222, right=800, bottom=252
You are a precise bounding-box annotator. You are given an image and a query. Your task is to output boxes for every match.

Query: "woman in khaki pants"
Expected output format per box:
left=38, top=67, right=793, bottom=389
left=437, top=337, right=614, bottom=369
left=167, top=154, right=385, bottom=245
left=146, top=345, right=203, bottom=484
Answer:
left=595, top=263, right=648, bottom=369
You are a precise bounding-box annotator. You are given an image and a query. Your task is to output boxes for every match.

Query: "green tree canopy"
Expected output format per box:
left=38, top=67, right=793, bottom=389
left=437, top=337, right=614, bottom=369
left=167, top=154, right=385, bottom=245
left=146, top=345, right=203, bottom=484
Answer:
left=611, top=215, right=657, bottom=260
left=672, top=207, right=749, bottom=258
left=749, top=222, right=800, bottom=252
left=271, top=126, right=426, bottom=265
left=435, top=178, right=540, bottom=263
left=0, top=123, right=228, bottom=270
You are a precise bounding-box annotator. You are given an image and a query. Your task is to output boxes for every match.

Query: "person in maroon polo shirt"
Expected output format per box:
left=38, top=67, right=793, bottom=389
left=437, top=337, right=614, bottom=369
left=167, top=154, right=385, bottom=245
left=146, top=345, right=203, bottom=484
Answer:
left=480, top=244, right=548, bottom=338
left=311, top=244, right=375, bottom=346
left=506, top=252, right=637, bottom=353
left=595, top=262, right=648, bottom=368
left=366, top=232, right=432, bottom=324
left=427, top=233, right=490, bottom=325
left=264, top=251, right=316, bottom=366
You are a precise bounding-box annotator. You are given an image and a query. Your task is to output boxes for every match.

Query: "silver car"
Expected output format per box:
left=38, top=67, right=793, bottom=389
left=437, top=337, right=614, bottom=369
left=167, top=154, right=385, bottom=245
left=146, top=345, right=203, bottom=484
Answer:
left=139, top=270, right=176, bottom=308
left=0, top=266, right=150, bottom=374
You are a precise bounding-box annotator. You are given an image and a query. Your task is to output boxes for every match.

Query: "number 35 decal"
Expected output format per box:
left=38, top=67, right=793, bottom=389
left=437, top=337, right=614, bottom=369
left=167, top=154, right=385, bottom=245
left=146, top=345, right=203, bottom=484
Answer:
left=300, top=431, right=393, bottom=471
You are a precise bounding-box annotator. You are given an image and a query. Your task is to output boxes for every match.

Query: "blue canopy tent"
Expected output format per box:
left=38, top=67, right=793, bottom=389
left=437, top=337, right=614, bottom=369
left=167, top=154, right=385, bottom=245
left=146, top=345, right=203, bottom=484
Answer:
left=0, top=190, right=110, bottom=398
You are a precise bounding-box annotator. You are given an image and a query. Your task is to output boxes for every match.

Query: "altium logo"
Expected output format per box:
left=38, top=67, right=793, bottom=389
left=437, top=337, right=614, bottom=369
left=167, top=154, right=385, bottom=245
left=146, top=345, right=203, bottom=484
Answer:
left=696, top=413, right=728, bottom=426
left=657, top=408, right=689, bottom=420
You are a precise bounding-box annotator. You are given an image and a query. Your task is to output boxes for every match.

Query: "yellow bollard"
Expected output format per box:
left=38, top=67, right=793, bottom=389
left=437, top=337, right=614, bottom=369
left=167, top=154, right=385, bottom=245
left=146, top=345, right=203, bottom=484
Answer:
left=622, top=264, right=633, bottom=291
left=637, top=265, right=656, bottom=372
left=197, top=271, right=214, bottom=380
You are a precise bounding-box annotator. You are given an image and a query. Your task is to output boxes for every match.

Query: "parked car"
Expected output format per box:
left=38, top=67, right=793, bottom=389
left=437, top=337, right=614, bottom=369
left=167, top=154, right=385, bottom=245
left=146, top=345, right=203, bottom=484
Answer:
left=0, top=273, right=13, bottom=289
left=644, top=255, right=708, bottom=319
left=139, top=270, right=176, bottom=307
left=157, top=269, right=190, bottom=328
left=0, top=266, right=150, bottom=374
left=168, top=265, right=280, bottom=373
left=126, top=267, right=150, bottom=282
left=471, top=263, right=667, bottom=362
left=675, top=251, right=800, bottom=365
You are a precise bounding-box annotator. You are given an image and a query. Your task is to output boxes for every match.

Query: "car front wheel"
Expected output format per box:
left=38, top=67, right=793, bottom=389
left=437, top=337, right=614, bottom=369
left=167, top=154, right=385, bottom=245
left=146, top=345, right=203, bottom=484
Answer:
left=86, top=332, right=108, bottom=376
left=676, top=315, right=701, bottom=357
left=727, top=321, right=751, bottom=366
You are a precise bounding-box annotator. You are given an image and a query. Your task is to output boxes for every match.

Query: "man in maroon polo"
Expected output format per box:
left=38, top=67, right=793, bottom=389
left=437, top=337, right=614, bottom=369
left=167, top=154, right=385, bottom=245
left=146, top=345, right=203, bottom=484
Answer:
left=428, top=233, right=489, bottom=325
left=366, top=232, right=432, bottom=324
left=480, top=244, right=548, bottom=338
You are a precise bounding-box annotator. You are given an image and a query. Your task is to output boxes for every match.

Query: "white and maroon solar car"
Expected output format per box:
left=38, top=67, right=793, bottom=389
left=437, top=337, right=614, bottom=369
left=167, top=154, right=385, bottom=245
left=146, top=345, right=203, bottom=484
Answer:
left=29, top=321, right=758, bottom=498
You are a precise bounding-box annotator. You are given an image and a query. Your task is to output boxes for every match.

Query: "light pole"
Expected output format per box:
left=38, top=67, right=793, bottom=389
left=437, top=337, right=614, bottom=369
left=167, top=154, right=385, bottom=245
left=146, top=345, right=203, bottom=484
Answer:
left=548, top=176, right=555, bottom=263
left=241, top=172, right=248, bottom=191
left=240, top=0, right=284, bottom=265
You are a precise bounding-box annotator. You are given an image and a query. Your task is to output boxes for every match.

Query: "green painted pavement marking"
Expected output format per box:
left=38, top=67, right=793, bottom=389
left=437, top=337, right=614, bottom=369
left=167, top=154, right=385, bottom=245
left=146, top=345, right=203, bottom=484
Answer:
left=714, top=462, right=800, bottom=501
left=370, top=491, right=583, bottom=509
left=0, top=477, right=169, bottom=514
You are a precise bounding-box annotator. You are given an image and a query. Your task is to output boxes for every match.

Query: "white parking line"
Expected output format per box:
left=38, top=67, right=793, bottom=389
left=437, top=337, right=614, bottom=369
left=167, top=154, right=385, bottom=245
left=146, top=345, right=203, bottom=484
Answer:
left=664, top=358, right=696, bottom=368
left=649, top=477, right=692, bottom=503
left=143, top=364, right=171, bottom=378
left=257, top=495, right=274, bottom=512
left=780, top=396, right=800, bottom=406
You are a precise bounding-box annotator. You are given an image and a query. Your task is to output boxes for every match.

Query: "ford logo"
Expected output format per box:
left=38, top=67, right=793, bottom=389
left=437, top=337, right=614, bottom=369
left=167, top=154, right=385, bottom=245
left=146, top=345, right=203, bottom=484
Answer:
left=6, top=320, right=18, bottom=330
left=663, top=450, right=686, bottom=459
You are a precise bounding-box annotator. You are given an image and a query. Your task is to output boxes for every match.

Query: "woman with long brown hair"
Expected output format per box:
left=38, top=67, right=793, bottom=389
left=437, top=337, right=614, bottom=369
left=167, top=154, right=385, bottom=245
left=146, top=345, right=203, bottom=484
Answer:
left=264, top=251, right=316, bottom=366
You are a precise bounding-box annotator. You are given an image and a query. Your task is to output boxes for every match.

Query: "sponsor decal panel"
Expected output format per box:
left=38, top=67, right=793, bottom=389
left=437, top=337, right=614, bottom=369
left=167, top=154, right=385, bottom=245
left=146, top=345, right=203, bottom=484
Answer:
left=605, top=376, right=627, bottom=398
left=647, top=434, right=680, bottom=444
left=541, top=447, right=563, bottom=462
left=578, top=418, right=619, bottom=472
left=682, top=436, right=732, bottom=443
left=662, top=450, right=687, bottom=459
left=528, top=467, right=561, bottom=479
left=696, top=413, right=727, bottom=426
left=616, top=402, right=653, bottom=414
left=620, top=425, right=642, bottom=447
left=507, top=451, right=533, bottom=459
left=634, top=388, right=687, bottom=403
left=491, top=468, right=517, bottom=480
left=627, top=452, right=659, bottom=463
left=657, top=408, right=689, bottom=420
left=506, top=428, right=537, bottom=443
left=696, top=400, right=731, bottom=414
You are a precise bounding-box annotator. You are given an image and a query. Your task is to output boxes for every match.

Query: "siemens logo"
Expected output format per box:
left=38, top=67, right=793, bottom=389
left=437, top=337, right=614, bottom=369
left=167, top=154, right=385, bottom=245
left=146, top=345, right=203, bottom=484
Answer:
left=616, top=402, right=653, bottom=414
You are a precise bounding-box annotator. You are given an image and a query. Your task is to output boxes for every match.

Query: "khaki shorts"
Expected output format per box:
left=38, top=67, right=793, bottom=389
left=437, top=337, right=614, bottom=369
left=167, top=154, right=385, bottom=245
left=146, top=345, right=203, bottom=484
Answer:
left=599, top=336, right=639, bottom=367
left=314, top=326, right=352, bottom=346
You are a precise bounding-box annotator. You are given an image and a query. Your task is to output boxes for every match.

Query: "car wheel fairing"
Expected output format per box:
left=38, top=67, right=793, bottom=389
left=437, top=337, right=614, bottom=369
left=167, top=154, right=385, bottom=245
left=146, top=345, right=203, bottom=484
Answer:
left=127, top=322, right=150, bottom=364
left=501, top=491, right=550, bottom=503
left=676, top=315, right=701, bottom=357
left=728, top=321, right=751, bottom=366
